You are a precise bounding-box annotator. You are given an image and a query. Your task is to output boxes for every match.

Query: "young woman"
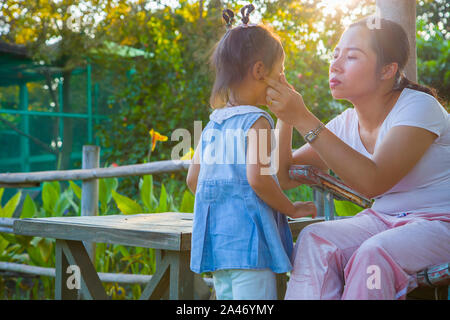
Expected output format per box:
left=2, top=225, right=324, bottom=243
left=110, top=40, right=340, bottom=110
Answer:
left=265, top=17, right=450, bottom=299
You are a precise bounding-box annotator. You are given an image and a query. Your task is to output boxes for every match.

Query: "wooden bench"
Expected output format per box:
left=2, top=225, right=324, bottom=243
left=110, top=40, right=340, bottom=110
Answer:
left=13, top=212, right=198, bottom=300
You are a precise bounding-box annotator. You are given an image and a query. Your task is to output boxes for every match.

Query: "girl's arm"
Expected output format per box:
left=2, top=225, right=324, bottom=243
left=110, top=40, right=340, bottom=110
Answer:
left=247, top=117, right=314, bottom=218
left=276, top=119, right=329, bottom=190
left=186, top=143, right=201, bottom=194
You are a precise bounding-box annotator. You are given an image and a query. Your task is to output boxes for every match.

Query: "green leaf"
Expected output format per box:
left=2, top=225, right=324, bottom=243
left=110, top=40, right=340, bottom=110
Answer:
left=99, top=178, right=118, bottom=214
left=51, top=181, right=61, bottom=195
left=1, top=191, right=22, bottom=218
left=54, top=192, right=71, bottom=217
left=0, top=237, right=9, bottom=255
left=140, top=175, right=154, bottom=211
left=155, top=184, right=168, bottom=213
left=21, top=194, right=37, bottom=219
left=42, top=182, right=59, bottom=215
left=38, top=238, right=53, bottom=263
left=115, top=245, right=130, bottom=258
left=99, top=179, right=108, bottom=213
left=333, top=200, right=364, bottom=217
left=111, top=190, right=143, bottom=215
left=0, top=233, right=32, bottom=247
left=179, top=190, right=195, bottom=213
left=27, top=244, right=45, bottom=266
left=69, top=181, right=82, bottom=200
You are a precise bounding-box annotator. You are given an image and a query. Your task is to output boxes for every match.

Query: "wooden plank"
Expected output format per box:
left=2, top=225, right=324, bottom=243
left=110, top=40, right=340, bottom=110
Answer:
left=140, top=250, right=171, bottom=300
left=288, top=217, right=326, bottom=238
left=14, top=217, right=193, bottom=237
left=0, top=160, right=190, bottom=184
left=14, top=213, right=193, bottom=230
left=14, top=216, right=193, bottom=233
left=55, top=240, right=78, bottom=300
left=168, top=250, right=194, bottom=300
left=276, top=273, right=287, bottom=300
left=194, top=274, right=212, bottom=300
left=59, top=240, right=108, bottom=300
left=81, top=145, right=100, bottom=262
left=14, top=220, right=186, bottom=250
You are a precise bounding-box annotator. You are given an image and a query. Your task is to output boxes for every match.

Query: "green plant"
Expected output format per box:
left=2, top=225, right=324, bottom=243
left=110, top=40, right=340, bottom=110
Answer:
left=333, top=200, right=364, bottom=217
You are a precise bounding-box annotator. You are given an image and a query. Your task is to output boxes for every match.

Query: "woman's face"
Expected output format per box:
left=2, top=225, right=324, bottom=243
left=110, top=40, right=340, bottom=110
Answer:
left=329, top=26, right=379, bottom=101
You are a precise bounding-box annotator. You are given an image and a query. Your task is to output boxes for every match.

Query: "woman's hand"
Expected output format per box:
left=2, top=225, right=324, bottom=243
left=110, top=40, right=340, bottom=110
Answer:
left=265, top=74, right=311, bottom=128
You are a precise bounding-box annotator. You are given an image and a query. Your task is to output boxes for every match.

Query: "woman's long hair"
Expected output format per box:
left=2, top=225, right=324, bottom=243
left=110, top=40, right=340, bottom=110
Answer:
left=349, top=17, right=439, bottom=100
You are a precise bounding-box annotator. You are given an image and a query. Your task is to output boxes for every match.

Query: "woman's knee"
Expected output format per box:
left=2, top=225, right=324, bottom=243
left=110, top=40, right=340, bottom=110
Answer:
left=298, top=222, right=329, bottom=241
left=352, top=236, right=385, bottom=260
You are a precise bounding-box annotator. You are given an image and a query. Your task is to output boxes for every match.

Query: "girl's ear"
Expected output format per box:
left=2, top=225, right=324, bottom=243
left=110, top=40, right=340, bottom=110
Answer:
left=380, top=62, right=398, bottom=81
left=251, top=61, right=266, bottom=81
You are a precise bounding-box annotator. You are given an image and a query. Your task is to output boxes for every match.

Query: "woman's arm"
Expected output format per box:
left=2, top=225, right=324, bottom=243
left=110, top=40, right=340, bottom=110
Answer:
left=303, top=120, right=437, bottom=198
left=276, top=119, right=329, bottom=190
left=266, top=77, right=438, bottom=198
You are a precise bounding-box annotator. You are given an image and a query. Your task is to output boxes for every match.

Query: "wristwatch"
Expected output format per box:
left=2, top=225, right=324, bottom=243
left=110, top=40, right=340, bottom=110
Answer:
left=303, top=123, right=325, bottom=143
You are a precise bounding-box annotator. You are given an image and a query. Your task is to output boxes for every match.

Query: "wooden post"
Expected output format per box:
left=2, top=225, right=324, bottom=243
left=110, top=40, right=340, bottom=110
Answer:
left=313, top=189, right=324, bottom=218
left=376, top=0, right=417, bottom=82
left=81, top=145, right=99, bottom=263
left=55, top=240, right=78, bottom=300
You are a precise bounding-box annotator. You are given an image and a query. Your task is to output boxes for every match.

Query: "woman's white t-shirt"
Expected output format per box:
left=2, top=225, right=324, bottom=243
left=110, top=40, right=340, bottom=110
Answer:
left=325, top=88, right=450, bottom=215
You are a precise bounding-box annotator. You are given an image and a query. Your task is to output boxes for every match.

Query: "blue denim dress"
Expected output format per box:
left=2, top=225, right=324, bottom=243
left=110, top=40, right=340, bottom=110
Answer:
left=190, top=105, right=293, bottom=274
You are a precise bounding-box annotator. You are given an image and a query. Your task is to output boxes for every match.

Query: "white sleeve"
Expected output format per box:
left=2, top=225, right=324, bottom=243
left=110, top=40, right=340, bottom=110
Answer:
left=390, top=92, right=448, bottom=137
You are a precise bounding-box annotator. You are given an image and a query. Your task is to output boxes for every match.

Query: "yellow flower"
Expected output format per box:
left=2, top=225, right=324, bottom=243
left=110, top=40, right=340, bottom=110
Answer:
left=149, top=128, right=168, bottom=151
left=180, top=147, right=195, bottom=160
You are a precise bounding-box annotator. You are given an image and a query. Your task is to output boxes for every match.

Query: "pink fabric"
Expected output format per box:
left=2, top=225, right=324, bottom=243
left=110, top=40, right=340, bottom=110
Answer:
left=284, top=209, right=450, bottom=300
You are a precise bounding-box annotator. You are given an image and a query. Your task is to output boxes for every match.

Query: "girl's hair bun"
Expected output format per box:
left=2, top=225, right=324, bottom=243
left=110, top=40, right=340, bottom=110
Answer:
left=240, top=4, right=255, bottom=25
left=222, top=9, right=235, bottom=29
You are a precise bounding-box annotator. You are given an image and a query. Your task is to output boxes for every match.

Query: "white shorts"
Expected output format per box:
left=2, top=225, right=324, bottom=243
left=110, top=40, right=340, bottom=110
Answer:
left=212, top=268, right=277, bottom=300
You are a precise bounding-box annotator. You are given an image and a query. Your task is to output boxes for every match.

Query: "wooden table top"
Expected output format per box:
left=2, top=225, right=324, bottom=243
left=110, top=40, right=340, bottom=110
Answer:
left=13, top=212, right=324, bottom=251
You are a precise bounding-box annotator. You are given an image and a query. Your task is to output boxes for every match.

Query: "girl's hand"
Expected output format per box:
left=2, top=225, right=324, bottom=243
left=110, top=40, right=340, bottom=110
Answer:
left=265, top=74, right=311, bottom=128
left=289, top=201, right=317, bottom=219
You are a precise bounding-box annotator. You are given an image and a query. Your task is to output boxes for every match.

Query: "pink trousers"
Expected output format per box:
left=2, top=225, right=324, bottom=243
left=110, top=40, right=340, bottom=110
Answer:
left=284, top=209, right=450, bottom=300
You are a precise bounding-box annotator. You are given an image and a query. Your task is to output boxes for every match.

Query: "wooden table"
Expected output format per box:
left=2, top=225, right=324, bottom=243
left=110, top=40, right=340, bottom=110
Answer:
left=13, top=212, right=322, bottom=300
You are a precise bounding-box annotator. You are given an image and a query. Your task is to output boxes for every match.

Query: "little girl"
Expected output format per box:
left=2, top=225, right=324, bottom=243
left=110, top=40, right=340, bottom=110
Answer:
left=186, top=5, right=316, bottom=300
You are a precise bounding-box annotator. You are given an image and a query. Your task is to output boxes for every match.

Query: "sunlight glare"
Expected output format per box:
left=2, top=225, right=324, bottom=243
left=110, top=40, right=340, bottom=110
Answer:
left=318, top=0, right=349, bottom=16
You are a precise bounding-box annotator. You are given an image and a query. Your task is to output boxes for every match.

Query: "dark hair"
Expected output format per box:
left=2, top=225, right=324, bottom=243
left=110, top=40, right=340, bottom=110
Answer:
left=209, top=7, right=284, bottom=108
left=349, top=17, right=439, bottom=99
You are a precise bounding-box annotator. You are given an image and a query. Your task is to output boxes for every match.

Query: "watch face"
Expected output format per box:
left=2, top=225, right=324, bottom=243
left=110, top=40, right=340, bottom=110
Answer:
left=305, top=133, right=314, bottom=143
